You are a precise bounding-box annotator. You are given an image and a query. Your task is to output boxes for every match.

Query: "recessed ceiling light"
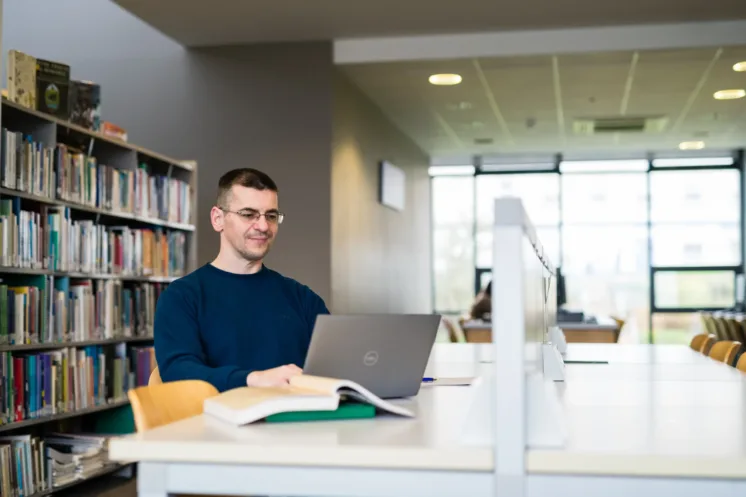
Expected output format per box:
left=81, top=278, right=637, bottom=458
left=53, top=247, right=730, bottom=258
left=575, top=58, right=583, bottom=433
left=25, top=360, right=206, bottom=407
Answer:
left=713, top=89, right=746, bottom=100
left=679, top=141, right=705, bottom=150
left=429, top=74, right=462, bottom=85
left=733, top=61, right=746, bottom=72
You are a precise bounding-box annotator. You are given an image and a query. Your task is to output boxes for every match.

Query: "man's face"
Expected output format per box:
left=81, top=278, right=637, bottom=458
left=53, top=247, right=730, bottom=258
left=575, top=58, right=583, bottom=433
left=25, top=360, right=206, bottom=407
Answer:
left=218, top=185, right=280, bottom=262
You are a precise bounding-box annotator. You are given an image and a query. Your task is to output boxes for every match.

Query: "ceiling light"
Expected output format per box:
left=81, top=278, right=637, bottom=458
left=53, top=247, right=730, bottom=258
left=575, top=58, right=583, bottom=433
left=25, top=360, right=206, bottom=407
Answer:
left=713, top=89, right=746, bottom=100
left=678, top=141, right=705, bottom=150
left=429, top=74, right=462, bottom=86
left=733, top=61, right=746, bottom=72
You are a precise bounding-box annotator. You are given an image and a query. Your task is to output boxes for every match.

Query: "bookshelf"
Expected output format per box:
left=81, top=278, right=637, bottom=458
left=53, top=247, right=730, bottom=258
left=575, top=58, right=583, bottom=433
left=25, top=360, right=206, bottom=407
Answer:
left=0, top=97, right=197, bottom=496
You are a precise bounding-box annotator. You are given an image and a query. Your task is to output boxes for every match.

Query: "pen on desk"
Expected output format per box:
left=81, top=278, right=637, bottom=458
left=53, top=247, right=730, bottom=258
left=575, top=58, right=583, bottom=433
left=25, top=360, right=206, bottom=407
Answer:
left=422, top=377, right=435, bottom=382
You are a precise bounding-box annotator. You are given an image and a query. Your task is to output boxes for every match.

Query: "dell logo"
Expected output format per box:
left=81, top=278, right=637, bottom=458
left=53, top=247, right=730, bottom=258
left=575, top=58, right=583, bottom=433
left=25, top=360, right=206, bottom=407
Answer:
left=363, top=351, right=379, bottom=366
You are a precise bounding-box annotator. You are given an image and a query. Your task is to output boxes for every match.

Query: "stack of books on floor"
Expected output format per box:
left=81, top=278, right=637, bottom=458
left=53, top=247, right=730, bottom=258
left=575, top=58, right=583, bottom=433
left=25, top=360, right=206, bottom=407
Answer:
left=0, top=432, right=114, bottom=495
left=0, top=344, right=155, bottom=425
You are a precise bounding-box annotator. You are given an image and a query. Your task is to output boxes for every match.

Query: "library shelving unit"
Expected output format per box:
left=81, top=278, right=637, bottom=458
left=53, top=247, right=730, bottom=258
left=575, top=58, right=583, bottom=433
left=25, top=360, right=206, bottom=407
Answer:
left=0, top=98, right=197, bottom=496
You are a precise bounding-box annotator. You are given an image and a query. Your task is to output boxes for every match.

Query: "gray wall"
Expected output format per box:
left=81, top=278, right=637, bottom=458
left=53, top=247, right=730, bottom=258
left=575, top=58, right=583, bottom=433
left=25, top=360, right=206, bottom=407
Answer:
left=331, top=73, right=432, bottom=314
left=186, top=45, right=333, bottom=303
left=2, top=0, right=333, bottom=304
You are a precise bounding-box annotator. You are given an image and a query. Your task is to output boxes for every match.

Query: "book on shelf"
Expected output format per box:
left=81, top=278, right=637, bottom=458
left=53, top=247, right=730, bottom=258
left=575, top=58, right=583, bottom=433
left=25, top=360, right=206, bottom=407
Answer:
left=69, top=80, right=101, bottom=132
left=0, top=196, right=186, bottom=276
left=0, top=126, right=192, bottom=226
left=0, top=276, right=166, bottom=346
left=6, top=50, right=36, bottom=110
left=0, top=343, right=155, bottom=425
left=100, top=122, right=127, bottom=142
left=35, top=58, right=71, bottom=120
left=0, top=431, right=115, bottom=496
left=203, top=375, right=415, bottom=426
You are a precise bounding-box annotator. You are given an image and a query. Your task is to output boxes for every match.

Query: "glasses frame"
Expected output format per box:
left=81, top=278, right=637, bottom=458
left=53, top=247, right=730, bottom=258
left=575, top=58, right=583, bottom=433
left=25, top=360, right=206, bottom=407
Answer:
left=218, top=206, right=285, bottom=225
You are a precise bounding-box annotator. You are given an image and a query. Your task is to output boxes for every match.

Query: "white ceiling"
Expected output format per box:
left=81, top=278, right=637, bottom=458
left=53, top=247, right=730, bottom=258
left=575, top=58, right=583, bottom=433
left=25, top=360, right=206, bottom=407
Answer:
left=340, top=46, right=746, bottom=156
left=113, top=0, right=746, bottom=46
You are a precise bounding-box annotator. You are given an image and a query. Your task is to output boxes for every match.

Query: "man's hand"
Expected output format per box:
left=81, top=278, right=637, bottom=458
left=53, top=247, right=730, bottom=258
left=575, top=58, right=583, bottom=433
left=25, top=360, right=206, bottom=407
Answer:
left=246, top=364, right=302, bottom=387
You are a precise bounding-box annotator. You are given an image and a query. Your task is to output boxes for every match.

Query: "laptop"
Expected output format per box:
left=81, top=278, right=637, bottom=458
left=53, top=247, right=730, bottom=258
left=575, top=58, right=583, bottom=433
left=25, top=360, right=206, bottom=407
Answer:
left=302, top=314, right=442, bottom=399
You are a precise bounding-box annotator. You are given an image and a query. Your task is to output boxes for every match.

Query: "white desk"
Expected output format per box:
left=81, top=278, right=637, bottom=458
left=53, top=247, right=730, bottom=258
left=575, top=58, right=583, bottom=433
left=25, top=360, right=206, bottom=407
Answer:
left=110, top=343, right=746, bottom=497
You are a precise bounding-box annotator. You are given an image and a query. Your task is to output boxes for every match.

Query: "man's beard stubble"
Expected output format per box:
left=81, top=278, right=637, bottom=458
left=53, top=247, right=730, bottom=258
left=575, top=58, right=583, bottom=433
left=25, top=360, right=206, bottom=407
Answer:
left=234, top=230, right=273, bottom=262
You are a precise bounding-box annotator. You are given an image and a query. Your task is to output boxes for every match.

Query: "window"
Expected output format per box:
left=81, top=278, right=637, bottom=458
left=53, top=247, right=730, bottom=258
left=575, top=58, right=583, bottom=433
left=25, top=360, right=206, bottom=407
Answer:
left=562, top=173, right=648, bottom=224
left=475, top=173, right=560, bottom=269
left=431, top=176, right=475, bottom=312
left=561, top=172, right=650, bottom=338
left=650, top=169, right=741, bottom=267
left=651, top=225, right=740, bottom=267
left=651, top=313, right=701, bottom=344
left=653, top=270, right=735, bottom=310
left=429, top=155, right=742, bottom=344
left=650, top=170, right=739, bottom=224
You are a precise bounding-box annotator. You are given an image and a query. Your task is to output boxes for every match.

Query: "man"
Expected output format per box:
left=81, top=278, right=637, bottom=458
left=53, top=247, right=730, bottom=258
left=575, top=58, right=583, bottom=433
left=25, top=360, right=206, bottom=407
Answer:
left=154, top=168, right=329, bottom=392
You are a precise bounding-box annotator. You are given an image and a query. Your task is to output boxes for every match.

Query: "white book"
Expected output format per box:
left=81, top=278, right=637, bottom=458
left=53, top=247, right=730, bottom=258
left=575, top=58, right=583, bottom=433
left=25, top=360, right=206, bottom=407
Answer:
left=203, top=374, right=414, bottom=426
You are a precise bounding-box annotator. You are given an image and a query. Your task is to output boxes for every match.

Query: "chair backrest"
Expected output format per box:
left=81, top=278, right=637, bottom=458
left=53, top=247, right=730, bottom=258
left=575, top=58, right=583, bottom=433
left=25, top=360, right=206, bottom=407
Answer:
left=736, top=353, right=746, bottom=374
left=708, top=340, right=742, bottom=366
left=690, top=333, right=716, bottom=355
left=727, top=316, right=746, bottom=343
left=128, top=380, right=219, bottom=432
left=712, top=313, right=731, bottom=341
left=149, top=366, right=162, bottom=386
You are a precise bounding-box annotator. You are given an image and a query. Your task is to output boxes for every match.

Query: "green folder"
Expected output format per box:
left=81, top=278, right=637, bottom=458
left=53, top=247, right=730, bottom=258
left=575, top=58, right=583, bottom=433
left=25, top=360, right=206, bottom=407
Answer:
left=265, top=402, right=375, bottom=423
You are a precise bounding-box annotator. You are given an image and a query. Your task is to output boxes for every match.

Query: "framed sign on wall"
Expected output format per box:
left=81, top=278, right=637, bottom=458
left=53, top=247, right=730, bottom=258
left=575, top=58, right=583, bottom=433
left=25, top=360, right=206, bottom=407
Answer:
left=378, top=160, right=406, bottom=211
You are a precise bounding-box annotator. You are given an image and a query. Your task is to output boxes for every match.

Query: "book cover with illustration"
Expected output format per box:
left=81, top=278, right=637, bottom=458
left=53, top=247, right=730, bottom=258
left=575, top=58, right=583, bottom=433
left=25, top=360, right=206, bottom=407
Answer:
left=6, top=49, right=37, bottom=109
left=35, top=57, right=70, bottom=119
left=69, top=80, right=101, bottom=131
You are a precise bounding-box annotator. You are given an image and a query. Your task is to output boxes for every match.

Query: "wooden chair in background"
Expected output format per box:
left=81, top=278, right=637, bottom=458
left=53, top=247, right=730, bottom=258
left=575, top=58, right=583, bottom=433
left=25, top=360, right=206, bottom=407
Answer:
left=736, top=353, right=746, bottom=374
left=689, top=333, right=716, bottom=355
left=707, top=340, right=742, bottom=366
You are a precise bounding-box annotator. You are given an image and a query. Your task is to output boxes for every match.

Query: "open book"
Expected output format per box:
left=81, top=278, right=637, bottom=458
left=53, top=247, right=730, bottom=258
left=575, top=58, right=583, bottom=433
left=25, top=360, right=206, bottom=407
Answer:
left=203, top=375, right=415, bottom=426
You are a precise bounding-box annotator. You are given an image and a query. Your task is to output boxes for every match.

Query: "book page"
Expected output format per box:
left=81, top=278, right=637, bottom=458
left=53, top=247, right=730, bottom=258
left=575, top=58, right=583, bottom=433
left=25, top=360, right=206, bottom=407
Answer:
left=289, top=374, right=345, bottom=394
left=290, top=375, right=415, bottom=418
left=210, top=385, right=329, bottom=411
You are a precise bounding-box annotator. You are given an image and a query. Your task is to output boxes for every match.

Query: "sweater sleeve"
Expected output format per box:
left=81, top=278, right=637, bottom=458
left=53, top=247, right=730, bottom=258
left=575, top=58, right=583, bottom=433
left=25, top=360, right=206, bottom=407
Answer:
left=154, top=282, right=252, bottom=392
left=300, top=284, right=329, bottom=331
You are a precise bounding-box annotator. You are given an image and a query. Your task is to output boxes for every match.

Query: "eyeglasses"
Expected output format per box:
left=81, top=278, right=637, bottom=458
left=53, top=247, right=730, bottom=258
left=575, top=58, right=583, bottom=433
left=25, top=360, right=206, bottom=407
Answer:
left=219, top=207, right=284, bottom=225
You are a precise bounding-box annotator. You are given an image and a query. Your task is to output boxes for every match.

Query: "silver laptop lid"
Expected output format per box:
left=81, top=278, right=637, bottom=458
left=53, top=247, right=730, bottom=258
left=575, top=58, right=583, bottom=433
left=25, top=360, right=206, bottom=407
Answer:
left=303, top=314, right=442, bottom=398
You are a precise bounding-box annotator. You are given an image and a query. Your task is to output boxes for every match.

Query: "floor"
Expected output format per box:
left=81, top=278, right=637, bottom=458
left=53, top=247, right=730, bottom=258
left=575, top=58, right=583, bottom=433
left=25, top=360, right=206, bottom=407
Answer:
left=57, top=474, right=137, bottom=497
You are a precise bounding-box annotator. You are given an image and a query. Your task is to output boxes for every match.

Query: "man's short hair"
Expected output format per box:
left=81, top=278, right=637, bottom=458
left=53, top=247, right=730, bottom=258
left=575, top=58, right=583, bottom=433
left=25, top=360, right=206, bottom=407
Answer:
left=216, top=168, right=278, bottom=207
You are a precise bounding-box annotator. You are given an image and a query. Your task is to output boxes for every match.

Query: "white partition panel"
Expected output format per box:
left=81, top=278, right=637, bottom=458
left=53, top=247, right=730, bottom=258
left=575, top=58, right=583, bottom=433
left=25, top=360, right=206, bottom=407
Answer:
left=492, top=197, right=562, bottom=497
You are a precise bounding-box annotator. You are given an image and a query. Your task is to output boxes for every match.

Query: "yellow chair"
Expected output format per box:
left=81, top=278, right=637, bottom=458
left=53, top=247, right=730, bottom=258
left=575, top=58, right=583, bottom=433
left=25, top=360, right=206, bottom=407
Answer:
left=149, top=366, right=162, bottom=386
left=127, top=380, right=234, bottom=496
left=736, top=353, right=746, bottom=374
left=707, top=340, right=742, bottom=366
left=128, top=379, right=219, bottom=432
left=689, top=333, right=716, bottom=355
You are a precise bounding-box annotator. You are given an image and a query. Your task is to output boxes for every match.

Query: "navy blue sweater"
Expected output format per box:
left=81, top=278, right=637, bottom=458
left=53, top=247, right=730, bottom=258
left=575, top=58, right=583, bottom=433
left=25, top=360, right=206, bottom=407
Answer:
left=153, top=263, right=329, bottom=392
